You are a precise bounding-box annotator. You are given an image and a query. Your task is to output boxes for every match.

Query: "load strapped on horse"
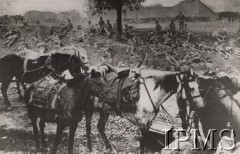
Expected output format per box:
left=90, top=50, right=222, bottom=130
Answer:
left=0, top=45, right=90, bottom=109
left=78, top=64, right=204, bottom=153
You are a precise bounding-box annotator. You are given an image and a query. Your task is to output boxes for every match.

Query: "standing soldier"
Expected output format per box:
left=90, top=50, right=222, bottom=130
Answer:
left=66, top=19, right=73, bottom=31
left=169, top=20, right=176, bottom=34
left=176, top=11, right=185, bottom=30
left=155, top=20, right=163, bottom=34
left=105, top=20, right=113, bottom=38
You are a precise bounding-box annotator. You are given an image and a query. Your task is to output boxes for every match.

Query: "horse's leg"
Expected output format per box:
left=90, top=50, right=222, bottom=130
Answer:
left=177, top=100, right=188, bottom=130
left=68, top=122, right=78, bottom=154
left=39, top=118, right=47, bottom=148
left=16, top=81, right=23, bottom=99
left=97, top=109, right=112, bottom=151
left=140, top=130, right=146, bottom=154
left=85, top=104, right=94, bottom=151
left=51, top=119, right=65, bottom=154
left=1, top=80, right=12, bottom=107
left=30, top=114, right=40, bottom=150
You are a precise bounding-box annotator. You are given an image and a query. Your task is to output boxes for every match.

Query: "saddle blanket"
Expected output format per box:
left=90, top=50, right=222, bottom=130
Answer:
left=29, top=75, right=65, bottom=110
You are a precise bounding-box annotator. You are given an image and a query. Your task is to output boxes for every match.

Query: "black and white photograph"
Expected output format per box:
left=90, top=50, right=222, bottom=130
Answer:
left=0, top=0, right=240, bottom=153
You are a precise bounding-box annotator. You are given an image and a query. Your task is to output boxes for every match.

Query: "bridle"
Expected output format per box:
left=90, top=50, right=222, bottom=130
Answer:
left=136, top=71, right=202, bottom=117
left=139, top=76, right=159, bottom=115
left=176, top=72, right=203, bottom=132
left=176, top=72, right=202, bottom=108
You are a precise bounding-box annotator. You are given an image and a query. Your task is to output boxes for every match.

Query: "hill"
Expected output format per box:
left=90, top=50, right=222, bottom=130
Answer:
left=24, top=10, right=84, bottom=26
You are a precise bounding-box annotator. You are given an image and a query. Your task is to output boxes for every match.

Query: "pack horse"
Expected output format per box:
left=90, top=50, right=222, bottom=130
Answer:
left=0, top=47, right=89, bottom=109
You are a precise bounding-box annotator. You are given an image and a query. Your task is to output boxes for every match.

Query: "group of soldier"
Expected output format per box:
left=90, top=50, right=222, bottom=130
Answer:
left=86, top=17, right=115, bottom=38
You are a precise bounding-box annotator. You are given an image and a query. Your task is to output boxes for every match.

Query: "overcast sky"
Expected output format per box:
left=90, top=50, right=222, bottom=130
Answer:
left=0, top=0, right=239, bottom=16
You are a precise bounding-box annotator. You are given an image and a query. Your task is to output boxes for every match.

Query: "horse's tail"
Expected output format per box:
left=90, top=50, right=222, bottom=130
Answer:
left=24, top=85, right=34, bottom=107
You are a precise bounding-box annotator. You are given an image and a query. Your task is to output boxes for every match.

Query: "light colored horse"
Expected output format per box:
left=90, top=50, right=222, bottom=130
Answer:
left=132, top=69, right=204, bottom=153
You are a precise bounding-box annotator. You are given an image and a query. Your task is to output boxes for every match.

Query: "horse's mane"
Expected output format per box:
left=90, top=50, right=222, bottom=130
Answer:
left=217, top=75, right=240, bottom=94
left=141, top=70, right=179, bottom=93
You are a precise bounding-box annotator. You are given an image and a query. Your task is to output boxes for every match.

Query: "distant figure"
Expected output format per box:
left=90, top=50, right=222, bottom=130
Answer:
left=105, top=20, right=113, bottom=38
left=169, top=20, right=176, bottom=34
left=98, top=17, right=105, bottom=34
left=123, top=24, right=130, bottom=39
left=155, top=20, right=162, bottom=34
left=212, top=30, right=227, bottom=43
left=87, top=21, right=95, bottom=33
left=236, top=27, right=240, bottom=40
left=66, top=19, right=73, bottom=31
left=176, top=11, right=185, bottom=29
left=2, top=29, right=21, bottom=47
left=113, top=20, right=117, bottom=31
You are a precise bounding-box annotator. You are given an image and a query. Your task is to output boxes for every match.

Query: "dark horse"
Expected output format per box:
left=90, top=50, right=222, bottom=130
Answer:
left=24, top=70, right=107, bottom=153
left=0, top=52, right=89, bottom=108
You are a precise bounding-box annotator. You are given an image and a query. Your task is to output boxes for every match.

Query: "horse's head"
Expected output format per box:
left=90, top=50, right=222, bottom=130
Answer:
left=176, top=69, right=204, bottom=109
left=76, top=47, right=90, bottom=71
left=132, top=70, right=179, bottom=131
left=53, top=46, right=90, bottom=75
left=132, top=69, right=204, bottom=131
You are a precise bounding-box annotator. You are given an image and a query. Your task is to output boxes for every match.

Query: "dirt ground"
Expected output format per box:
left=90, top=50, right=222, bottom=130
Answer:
left=0, top=81, right=180, bottom=153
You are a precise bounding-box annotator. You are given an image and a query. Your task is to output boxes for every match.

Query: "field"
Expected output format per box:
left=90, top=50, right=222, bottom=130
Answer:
left=131, top=21, right=240, bottom=34
left=0, top=21, right=240, bottom=153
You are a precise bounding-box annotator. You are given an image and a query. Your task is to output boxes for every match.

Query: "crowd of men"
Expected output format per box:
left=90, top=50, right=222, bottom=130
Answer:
left=1, top=12, right=240, bottom=74
left=123, top=11, right=240, bottom=73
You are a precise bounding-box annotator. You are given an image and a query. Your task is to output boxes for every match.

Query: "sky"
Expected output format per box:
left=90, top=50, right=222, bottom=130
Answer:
left=0, top=0, right=240, bottom=16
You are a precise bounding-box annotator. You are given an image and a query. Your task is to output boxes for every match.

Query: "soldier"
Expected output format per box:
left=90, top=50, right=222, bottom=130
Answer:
left=98, top=17, right=105, bottom=34
left=176, top=11, right=185, bottom=30
left=105, top=20, right=113, bottom=38
left=155, top=20, right=163, bottom=34
left=67, top=19, right=73, bottom=31
left=87, top=21, right=95, bottom=33
left=212, top=30, right=227, bottom=43
left=169, top=20, right=176, bottom=34
left=123, top=24, right=130, bottom=39
left=2, top=29, right=20, bottom=47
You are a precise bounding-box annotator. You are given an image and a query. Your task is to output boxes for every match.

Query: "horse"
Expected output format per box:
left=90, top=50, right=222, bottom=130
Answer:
left=132, top=69, right=204, bottom=153
left=23, top=70, right=108, bottom=153
left=197, top=75, right=240, bottom=146
left=0, top=50, right=89, bottom=108
left=74, top=65, right=204, bottom=153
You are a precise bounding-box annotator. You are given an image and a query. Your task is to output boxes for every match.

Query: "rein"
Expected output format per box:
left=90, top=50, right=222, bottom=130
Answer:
left=139, top=77, right=159, bottom=115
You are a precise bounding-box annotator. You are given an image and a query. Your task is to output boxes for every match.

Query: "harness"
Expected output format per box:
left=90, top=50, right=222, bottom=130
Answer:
left=138, top=72, right=201, bottom=120
left=214, top=79, right=240, bottom=128
left=21, top=55, right=54, bottom=83
left=176, top=72, right=202, bottom=132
